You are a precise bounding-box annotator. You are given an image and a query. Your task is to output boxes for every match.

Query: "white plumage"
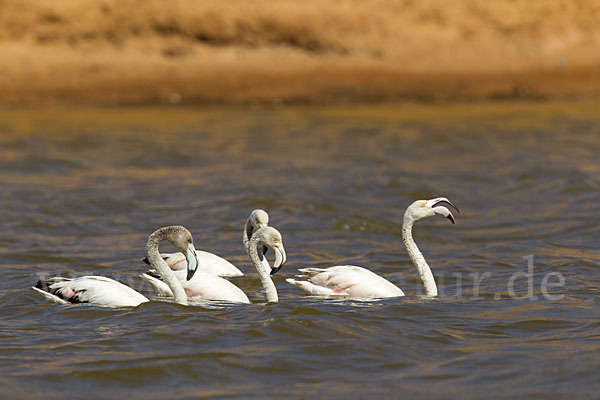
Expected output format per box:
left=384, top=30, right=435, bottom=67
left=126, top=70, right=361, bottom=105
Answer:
left=33, top=226, right=200, bottom=307
left=141, top=269, right=250, bottom=303
left=145, top=250, right=243, bottom=277
left=141, top=223, right=287, bottom=304
left=287, top=197, right=459, bottom=299
left=140, top=209, right=269, bottom=296
left=32, top=276, right=148, bottom=307
left=287, top=266, right=405, bottom=297
left=141, top=209, right=285, bottom=303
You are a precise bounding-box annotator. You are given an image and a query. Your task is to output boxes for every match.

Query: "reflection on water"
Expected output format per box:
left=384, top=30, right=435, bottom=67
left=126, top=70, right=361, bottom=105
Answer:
left=0, top=103, right=599, bottom=398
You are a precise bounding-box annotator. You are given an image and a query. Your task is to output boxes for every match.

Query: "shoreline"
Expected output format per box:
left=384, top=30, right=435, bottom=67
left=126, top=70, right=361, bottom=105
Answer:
left=2, top=60, right=599, bottom=107
left=3, top=100, right=599, bottom=118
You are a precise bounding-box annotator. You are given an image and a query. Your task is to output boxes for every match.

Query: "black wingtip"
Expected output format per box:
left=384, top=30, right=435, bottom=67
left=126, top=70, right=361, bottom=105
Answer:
left=145, top=269, right=162, bottom=279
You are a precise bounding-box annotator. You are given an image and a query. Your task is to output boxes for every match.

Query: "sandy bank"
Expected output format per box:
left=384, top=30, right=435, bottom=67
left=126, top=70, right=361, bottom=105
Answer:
left=1, top=0, right=600, bottom=106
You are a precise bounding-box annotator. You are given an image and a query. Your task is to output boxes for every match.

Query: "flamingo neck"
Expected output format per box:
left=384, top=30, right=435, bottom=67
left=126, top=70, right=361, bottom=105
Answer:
left=146, top=229, right=188, bottom=305
left=248, top=238, right=278, bottom=303
left=402, top=217, right=438, bottom=296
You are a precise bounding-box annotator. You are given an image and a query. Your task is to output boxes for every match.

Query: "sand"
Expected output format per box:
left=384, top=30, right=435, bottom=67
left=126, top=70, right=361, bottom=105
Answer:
left=1, top=0, right=600, bottom=106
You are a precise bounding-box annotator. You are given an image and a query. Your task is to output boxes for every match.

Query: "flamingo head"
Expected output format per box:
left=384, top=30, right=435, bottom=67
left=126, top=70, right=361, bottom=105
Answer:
left=245, top=209, right=269, bottom=243
left=251, top=209, right=269, bottom=227
left=252, top=226, right=287, bottom=275
left=164, top=226, right=199, bottom=281
left=405, top=197, right=460, bottom=224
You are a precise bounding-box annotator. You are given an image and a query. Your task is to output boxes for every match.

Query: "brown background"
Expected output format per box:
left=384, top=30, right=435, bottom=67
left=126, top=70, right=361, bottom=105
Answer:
left=1, top=0, right=600, bottom=106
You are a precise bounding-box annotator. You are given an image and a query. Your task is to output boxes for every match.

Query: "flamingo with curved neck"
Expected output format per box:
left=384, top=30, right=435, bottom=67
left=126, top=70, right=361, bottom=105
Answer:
left=246, top=226, right=286, bottom=303
left=141, top=213, right=265, bottom=278
left=142, top=219, right=287, bottom=304
left=145, top=226, right=195, bottom=305
left=148, top=209, right=269, bottom=279
left=286, top=197, right=459, bottom=298
left=32, top=226, right=198, bottom=307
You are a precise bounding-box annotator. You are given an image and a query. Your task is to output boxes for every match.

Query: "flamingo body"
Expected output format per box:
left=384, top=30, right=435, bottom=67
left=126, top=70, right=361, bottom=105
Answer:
left=286, top=266, right=405, bottom=298
left=33, top=276, right=149, bottom=307
left=141, top=270, right=250, bottom=303
left=287, top=197, right=459, bottom=299
left=144, top=250, right=243, bottom=277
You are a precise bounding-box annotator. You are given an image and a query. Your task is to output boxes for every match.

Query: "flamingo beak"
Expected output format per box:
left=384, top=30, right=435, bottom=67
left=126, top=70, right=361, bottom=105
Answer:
left=270, top=245, right=287, bottom=275
left=185, top=243, right=198, bottom=281
left=433, top=206, right=456, bottom=224
left=432, top=198, right=460, bottom=214
left=431, top=198, right=460, bottom=224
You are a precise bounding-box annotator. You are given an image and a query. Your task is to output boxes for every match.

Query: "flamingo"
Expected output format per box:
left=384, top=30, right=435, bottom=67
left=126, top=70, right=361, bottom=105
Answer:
left=141, top=225, right=287, bottom=303
left=286, top=197, right=459, bottom=298
left=32, top=226, right=199, bottom=307
left=141, top=209, right=269, bottom=278
left=140, top=209, right=268, bottom=298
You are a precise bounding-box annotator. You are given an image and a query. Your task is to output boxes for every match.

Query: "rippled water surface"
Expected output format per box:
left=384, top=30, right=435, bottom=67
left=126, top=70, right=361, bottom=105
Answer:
left=1, top=103, right=599, bottom=398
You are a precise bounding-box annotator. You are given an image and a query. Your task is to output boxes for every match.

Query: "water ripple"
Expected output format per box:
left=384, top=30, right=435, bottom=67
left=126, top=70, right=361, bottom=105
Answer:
left=0, top=104, right=599, bottom=399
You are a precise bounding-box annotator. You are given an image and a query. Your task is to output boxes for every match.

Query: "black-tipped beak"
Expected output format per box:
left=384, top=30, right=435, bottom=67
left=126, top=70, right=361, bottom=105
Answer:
left=270, top=246, right=287, bottom=275
left=270, top=266, right=282, bottom=275
left=186, top=269, right=195, bottom=281
left=446, top=212, right=456, bottom=224
left=185, top=243, right=198, bottom=281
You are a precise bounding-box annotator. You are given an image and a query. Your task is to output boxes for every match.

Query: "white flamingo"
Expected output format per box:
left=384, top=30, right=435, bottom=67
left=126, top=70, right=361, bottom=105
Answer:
left=141, top=209, right=269, bottom=278
left=286, top=197, right=459, bottom=298
left=243, top=209, right=283, bottom=277
left=140, top=209, right=268, bottom=298
left=141, top=225, right=286, bottom=303
left=245, top=225, right=286, bottom=303
left=32, top=226, right=199, bottom=307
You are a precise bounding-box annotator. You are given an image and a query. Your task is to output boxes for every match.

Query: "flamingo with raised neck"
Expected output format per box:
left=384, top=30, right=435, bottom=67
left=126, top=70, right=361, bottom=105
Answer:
left=286, top=197, right=459, bottom=298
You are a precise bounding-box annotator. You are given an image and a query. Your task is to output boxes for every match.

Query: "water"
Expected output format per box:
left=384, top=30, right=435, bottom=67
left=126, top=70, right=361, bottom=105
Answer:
left=0, top=103, right=598, bottom=399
